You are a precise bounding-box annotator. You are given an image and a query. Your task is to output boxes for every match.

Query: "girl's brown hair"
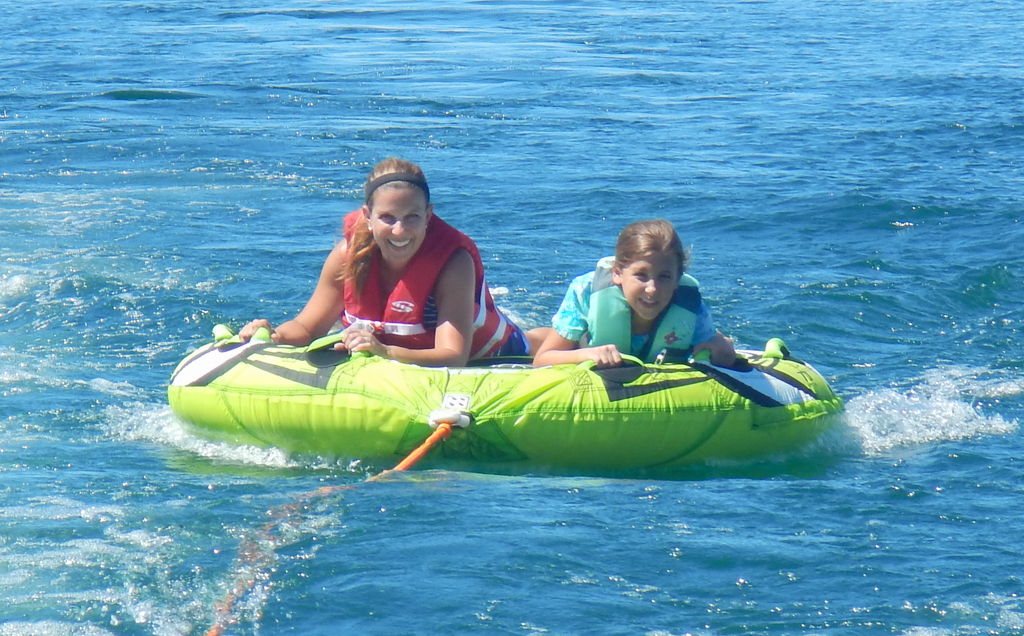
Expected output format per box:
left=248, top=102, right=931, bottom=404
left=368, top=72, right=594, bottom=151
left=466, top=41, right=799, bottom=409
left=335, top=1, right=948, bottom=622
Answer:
left=341, top=158, right=429, bottom=294
left=613, top=219, right=688, bottom=275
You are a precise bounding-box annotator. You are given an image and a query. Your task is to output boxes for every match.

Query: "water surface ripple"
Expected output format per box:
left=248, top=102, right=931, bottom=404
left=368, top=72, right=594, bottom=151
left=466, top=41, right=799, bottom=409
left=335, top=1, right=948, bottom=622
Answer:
left=2, top=0, right=1023, bottom=634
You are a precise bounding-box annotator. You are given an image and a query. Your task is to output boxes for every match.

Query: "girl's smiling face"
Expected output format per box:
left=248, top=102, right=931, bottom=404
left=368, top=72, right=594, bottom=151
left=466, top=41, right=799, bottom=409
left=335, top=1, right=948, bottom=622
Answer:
left=612, top=251, right=680, bottom=334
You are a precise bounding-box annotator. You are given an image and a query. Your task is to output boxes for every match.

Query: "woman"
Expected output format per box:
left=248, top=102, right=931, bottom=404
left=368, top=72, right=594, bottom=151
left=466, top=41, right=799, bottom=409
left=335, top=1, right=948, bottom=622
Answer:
left=240, top=158, right=546, bottom=367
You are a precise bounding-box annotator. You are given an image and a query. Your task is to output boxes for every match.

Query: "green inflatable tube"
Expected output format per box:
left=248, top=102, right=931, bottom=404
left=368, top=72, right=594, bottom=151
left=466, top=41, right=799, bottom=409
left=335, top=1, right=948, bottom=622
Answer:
left=168, top=327, right=844, bottom=473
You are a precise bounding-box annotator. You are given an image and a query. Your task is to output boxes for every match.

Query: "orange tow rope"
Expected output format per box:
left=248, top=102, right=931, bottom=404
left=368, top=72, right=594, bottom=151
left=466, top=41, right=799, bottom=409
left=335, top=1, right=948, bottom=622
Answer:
left=203, top=420, right=456, bottom=636
left=366, top=421, right=453, bottom=481
left=203, top=484, right=346, bottom=636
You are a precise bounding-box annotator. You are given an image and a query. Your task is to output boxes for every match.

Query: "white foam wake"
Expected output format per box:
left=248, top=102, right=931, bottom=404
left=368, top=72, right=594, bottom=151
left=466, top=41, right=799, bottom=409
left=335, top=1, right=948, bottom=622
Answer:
left=843, top=366, right=1020, bottom=453
left=103, top=402, right=298, bottom=469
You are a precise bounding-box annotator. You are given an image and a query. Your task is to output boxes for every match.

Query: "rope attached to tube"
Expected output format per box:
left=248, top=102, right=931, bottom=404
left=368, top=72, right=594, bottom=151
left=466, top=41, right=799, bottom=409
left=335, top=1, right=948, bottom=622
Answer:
left=203, top=410, right=470, bottom=635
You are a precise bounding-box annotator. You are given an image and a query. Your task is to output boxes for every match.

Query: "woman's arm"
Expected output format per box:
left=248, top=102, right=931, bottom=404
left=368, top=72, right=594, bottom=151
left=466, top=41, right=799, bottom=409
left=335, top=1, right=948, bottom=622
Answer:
left=347, top=248, right=476, bottom=367
left=239, top=240, right=348, bottom=345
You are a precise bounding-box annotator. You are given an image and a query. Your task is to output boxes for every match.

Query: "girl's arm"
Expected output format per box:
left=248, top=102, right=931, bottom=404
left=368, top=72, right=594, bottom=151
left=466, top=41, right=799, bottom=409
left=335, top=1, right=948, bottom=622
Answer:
left=239, top=240, right=349, bottom=345
left=534, top=270, right=625, bottom=367
left=689, top=301, right=735, bottom=366
left=691, top=331, right=736, bottom=366
left=532, top=329, right=623, bottom=368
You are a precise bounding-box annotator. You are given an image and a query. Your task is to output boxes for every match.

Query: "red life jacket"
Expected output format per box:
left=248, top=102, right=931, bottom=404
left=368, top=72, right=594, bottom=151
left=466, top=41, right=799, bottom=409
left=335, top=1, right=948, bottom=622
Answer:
left=340, top=210, right=516, bottom=360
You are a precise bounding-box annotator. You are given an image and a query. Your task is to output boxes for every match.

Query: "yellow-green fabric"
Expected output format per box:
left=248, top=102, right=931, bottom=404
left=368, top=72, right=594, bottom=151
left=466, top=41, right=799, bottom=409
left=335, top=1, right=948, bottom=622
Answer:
left=168, top=335, right=843, bottom=472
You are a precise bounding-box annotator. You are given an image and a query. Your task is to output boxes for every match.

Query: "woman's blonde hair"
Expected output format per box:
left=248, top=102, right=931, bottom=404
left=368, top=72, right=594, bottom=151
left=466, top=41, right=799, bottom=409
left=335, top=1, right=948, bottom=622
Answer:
left=341, top=157, right=429, bottom=294
left=613, top=219, right=688, bottom=274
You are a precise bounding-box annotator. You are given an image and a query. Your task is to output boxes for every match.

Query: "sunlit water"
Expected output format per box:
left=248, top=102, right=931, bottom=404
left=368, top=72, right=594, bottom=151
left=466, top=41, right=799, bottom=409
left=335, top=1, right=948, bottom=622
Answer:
left=3, top=1, right=1023, bottom=634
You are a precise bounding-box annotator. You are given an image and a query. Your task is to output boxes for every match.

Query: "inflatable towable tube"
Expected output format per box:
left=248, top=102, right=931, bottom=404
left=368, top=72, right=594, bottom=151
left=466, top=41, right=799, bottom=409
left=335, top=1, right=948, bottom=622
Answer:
left=167, top=327, right=843, bottom=472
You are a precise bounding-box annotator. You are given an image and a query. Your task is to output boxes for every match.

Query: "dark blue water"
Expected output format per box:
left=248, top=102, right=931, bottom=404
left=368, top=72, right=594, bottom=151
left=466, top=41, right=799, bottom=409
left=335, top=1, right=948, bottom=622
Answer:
left=3, top=1, right=1023, bottom=633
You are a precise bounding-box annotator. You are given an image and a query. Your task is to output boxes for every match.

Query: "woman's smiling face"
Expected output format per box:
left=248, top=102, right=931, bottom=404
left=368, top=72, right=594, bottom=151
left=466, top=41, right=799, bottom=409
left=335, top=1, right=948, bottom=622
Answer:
left=365, top=186, right=432, bottom=269
left=612, top=251, right=680, bottom=334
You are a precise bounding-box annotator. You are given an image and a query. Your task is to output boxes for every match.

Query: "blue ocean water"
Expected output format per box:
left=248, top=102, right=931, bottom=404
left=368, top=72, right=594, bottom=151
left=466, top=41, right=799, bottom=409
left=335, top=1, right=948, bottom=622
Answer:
left=3, top=0, right=1024, bottom=633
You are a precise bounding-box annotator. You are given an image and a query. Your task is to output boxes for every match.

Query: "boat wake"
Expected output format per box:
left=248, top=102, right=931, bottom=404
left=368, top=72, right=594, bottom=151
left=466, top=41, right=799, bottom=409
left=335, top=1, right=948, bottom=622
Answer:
left=104, top=403, right=299, bottom=469
left=106, top=362, right=1020, bottom=479
left=103, top=402, right=372, bottom=475
left=842, top=365, right=1020, bottom=454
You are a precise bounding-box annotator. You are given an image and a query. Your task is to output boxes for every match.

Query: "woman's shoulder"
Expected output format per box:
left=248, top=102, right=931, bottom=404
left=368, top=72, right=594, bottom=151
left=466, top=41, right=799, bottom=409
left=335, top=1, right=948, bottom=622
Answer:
left=437, top=247, right=476, bottom=285
left=440, top=246, right=474, bottom=270
left=329, top=236, right=349, bottom=258
left=320, top=239, right=349, bottom=277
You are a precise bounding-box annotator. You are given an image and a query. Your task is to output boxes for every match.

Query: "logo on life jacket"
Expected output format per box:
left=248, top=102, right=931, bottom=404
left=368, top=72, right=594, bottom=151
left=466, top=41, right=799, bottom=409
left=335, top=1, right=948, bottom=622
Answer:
left=663, top=331, right=679, bottom=346
left=389, top=300, right=416, bottom=313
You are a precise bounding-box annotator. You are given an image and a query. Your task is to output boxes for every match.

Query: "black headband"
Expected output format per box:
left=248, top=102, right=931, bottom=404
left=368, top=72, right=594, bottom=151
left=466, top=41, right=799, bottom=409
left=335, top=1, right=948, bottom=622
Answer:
left=364, top=172, right=430, bottom=204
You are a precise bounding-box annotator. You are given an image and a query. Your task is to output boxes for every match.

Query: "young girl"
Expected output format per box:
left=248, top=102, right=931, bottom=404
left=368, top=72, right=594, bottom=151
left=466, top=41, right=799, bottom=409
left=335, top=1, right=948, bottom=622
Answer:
left=533, top=219, right=735, bottom=368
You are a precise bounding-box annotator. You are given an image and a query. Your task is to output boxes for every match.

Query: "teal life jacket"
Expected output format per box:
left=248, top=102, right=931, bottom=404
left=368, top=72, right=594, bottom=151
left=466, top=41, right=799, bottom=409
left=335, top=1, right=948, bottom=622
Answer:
left=585, top=256, right=702, bottom=363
